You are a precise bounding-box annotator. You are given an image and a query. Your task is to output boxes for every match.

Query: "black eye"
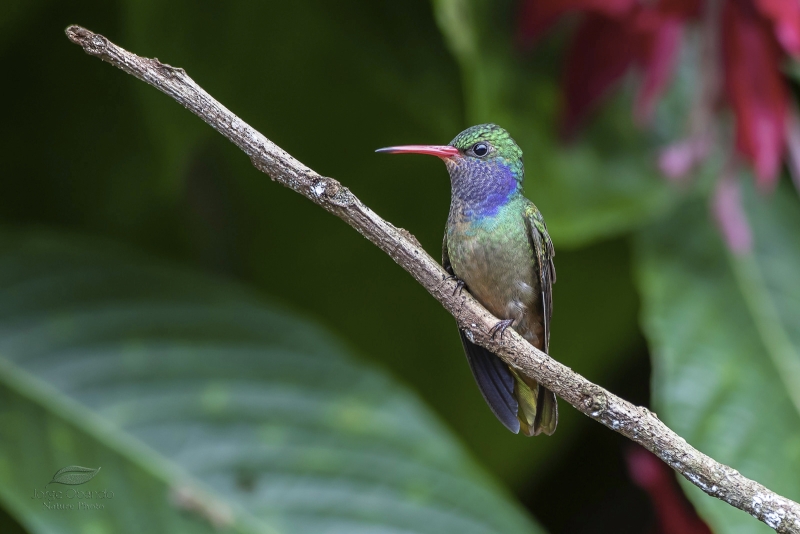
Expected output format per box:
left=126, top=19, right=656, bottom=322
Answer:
left=472, top=143, right=489, bottom=157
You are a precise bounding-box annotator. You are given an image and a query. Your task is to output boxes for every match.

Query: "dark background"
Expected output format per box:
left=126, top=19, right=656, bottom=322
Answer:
left=5, top=1, right=797, bottom=533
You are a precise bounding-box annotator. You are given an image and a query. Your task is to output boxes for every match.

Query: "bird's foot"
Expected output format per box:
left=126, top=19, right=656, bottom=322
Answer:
left=444, top=274, right=466, bottom=296
left=453, top=279, right=466, bottom=296
left=489, top=319, right=514, bottom=339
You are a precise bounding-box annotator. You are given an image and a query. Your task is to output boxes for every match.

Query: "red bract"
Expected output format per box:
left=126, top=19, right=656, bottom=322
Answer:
left=634, top=16, right=684, bottom=123
left=722, top=0, right=788, bottom=189
left=517, top=0, right=636, bottom=46
left=519, top=0, right=800, bottom=191
left=626, top=446, right=713, bottom=534
left=755, top=0, right=800, bottom=54
left=521, top=0, right=695, bottom=133
left=560, top=13, right=640, bottom=135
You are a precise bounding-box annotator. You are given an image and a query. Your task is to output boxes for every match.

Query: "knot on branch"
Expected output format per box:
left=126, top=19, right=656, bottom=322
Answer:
left=310, top=177, right=352, bottom=208
left=151, top=59, right=186, bottom=78
left=581, top=385, right=608, bottom=416
left=66, top=25, right=108, bottom=57
left=396, top=227, right=422, bottom=248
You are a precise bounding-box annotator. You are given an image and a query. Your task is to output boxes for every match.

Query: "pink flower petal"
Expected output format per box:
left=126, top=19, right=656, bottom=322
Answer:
left=658, top=135, right=710, bottom=180
left=754, top=0, right=800, bottom=56
left=712, top=171, right=753, bottom=255
left=722, top=0, right=789, bottom=191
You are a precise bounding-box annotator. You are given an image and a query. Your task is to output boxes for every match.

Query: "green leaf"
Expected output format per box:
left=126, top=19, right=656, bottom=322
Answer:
left=635, top=180, right=800, bottom=533
left=783, top=59, right=800, bottom=82
left=0, top=231, right=543, bottom=534
left=47, top=466, right=101, bottom=487
left=432, top=0, right=682, bottom=246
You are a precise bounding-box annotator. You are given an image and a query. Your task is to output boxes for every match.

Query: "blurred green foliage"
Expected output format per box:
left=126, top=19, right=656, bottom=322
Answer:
left=0, top=232, right=540, bottom=534
left=1, top=0, right=799, bottom=533
left=637, top=180, right=800, bottom=534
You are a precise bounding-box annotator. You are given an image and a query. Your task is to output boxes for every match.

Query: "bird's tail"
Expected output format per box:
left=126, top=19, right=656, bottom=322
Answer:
left=512, top=370, right=558, bottom=437
left=459, top=329, right=558, bottom=435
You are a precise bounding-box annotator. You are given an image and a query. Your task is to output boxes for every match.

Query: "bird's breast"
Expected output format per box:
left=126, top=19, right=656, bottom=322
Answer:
left=447, top=206, right=542, bottom=345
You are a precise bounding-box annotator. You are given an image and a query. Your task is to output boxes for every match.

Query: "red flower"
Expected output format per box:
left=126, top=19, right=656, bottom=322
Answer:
left=519, top=0, right=800, bottom=190
left=722, top=0, right=789, bottom=188
left=626, top=446, right=713, bottom=534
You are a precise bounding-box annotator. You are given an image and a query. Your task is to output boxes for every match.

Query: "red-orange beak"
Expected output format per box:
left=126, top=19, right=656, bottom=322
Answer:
left=375, top=145, right=460, bottom=159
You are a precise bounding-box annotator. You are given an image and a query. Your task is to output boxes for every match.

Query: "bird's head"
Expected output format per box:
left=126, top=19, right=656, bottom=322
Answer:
left=376, top=124, right=524, bottom=191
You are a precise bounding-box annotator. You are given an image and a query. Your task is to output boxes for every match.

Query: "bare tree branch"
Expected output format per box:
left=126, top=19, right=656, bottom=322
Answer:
left=65, top=24, right=800, bottom=533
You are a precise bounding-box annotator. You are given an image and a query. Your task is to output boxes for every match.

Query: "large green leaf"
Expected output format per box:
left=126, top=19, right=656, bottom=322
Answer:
left=635, top=180, right=800, bottom=533
left=0, top=231, right=543, bottom=534
left=432, top=0, right=682, bottom=246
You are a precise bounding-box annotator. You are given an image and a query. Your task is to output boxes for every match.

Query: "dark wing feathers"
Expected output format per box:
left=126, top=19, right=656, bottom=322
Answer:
left=459, top=331, right=521, bottom=434
left=524, top=204, right=555, bottom=353
left=524, top=204, right=559, bottom=435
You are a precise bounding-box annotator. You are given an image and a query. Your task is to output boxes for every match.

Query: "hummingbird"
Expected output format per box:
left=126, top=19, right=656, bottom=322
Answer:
left=377, top=124, right=557, bottom=436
